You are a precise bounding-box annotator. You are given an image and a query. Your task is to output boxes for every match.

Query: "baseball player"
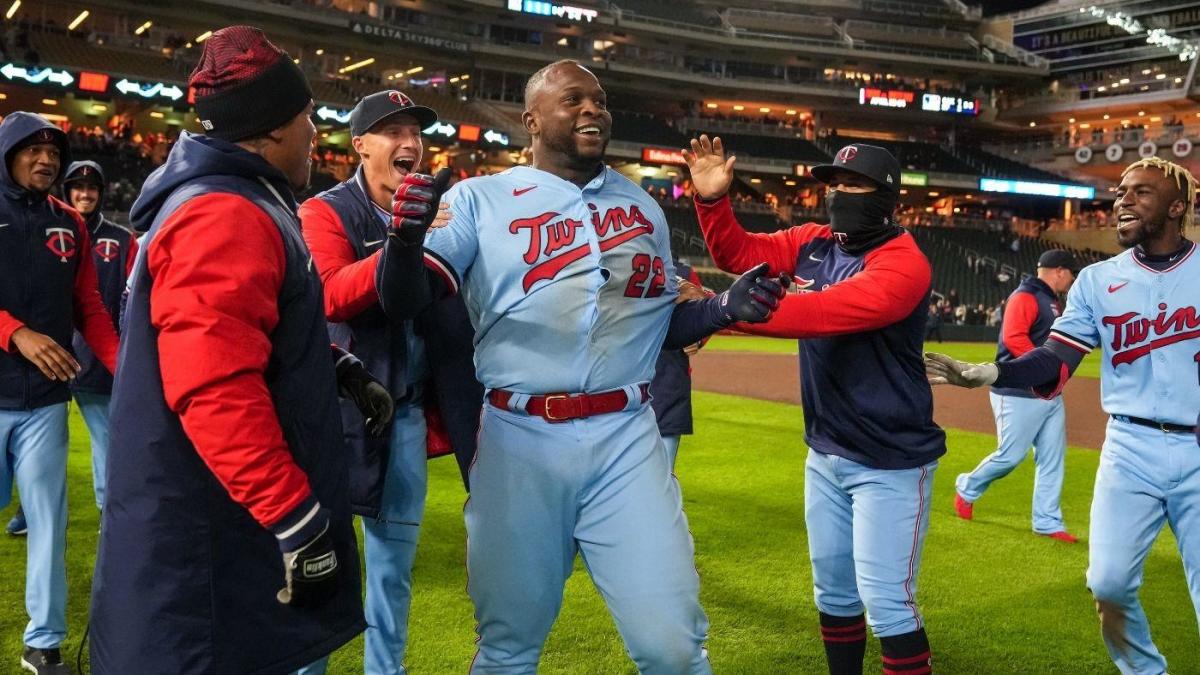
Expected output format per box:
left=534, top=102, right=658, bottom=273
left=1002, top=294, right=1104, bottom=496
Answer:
left=298, top=89, right=482, bottom=674
left=927, top=156, right=1200, bottom=675
left=0, top=112, right=120, bottom=675
left=651, top=258, right=706, bottom=468
left=953, top=248, right=1078, bottom=543
left=380, top=59, right=787, bottom=673
left=89, top=27, right=376, bottom=673
left=687, top=136, right=943, bottom=675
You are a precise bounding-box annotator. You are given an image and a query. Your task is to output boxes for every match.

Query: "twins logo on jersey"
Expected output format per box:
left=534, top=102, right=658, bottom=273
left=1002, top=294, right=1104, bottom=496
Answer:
left=95, top=238, right=121, bottom=263
left=509, top=203, right=654, bottom=292
left=45, top=227, right=76, bottom=263
left=1103, top=304, right=1200, bottom=367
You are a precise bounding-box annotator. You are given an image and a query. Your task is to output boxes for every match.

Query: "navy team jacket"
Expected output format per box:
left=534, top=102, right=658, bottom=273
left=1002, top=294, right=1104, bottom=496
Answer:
left=299, top=167, right=482, bottom=500
left=652, top=260, right=702, bottom=436
left=91, top=133, right=363, bottom=674
left=696, top=195, right=945, bottom=470
left=991, top=277, right=1061, bottom=399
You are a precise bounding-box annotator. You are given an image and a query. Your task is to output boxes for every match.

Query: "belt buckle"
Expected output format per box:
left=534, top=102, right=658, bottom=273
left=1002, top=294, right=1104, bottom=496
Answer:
left=542, top=394, right=571, bottom=422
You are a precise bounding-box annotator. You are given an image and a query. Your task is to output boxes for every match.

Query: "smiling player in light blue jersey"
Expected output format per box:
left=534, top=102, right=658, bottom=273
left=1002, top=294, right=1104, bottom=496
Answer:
left=927, top=157, right=1200, bottom=675
left=373, top=60, right=789, bottom=674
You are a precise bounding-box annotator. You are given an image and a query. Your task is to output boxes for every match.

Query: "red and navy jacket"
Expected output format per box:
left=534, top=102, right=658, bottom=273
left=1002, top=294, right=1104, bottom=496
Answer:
left=696, top=195, right=945, bottom=470
left=0, top=113, right=118, bottom=410
left=299, top=167, right=482, bottom=496
left=64, top=161, right=138, bottom=395
left=91, top=133, right=363, bottom=674
left=651, top=260, right=703, bottom=437
left=992, top=277, right=1060, bottom=399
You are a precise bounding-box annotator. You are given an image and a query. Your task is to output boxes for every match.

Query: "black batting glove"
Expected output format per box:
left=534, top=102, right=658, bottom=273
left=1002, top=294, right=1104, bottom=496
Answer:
left=716, top=262, right=790, bottom=325
left=391, top=167, right=453, bottom=246
left=277, top=521, right=339, bottom=608
left=336, top=353, right=394, bottom=437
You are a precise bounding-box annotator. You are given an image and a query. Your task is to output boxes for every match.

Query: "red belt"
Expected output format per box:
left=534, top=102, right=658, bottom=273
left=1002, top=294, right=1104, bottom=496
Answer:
left=488, top=384, right=650, bottom=423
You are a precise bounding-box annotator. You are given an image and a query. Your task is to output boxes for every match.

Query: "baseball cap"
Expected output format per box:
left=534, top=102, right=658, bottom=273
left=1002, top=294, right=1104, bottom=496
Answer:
left=62, top=161, right=105, bottom=187
left=1038, top=249, right=1079, bottom=273
left=811, top=144, right=901, bottom=193
left=350, top=90, right=438, bottom=137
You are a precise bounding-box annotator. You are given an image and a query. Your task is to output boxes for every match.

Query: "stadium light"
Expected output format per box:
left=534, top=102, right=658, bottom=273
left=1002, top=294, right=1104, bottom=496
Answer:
left=68, top=10, right=89, bottom=31
left=928, top=191, right=939, bottom=197
left=195, top=30, right=213, bottom=42
left=750, top=177, right=762, bottom=184
left=91, top=104, right=106, bottom=112
left=1137, top=111, right=1145, bottom=116
left=459, top=74, right=470, bottom=80
left=41, top=98, right=57, bottom=105
left=339, top=57, right=375, bottom=74
left=4, top=1, right=19, bottom=20
left=1156, top=73, right=1166, bottom=79
left=406, top=66, right=424, bottom=75
left=149, top=111, right=164, bottom=118
left=732, top=105, right=744, bottom=111
left=315, top=48, right=324, bottom=55
left=705, top=103, right=717, bottom=109
left=1029, top=121, right=1036, bottom=127
left=1068, top=118, right=1075, bottom=123
left=1119, top=78, right=1129, bottom=84
left=759, top=107, right=770, bottom=113
left=1079, top=123, right=1090, bottom=129
left=785, top=109, right=796, bottom=115
left=1102, top=114, right=1110, bottom=120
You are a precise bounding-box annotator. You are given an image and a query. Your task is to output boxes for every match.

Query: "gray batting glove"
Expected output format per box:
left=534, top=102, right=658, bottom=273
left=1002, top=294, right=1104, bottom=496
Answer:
left=924, top=352, right=998, bottom=388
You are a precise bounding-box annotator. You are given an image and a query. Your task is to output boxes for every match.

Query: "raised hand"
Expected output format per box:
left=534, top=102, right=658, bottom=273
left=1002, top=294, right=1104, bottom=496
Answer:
left=924, top=352, right=998, bottom=388
left=684, top=134, right=736, bottom=200
left=391, top=167, right=453, bottom=246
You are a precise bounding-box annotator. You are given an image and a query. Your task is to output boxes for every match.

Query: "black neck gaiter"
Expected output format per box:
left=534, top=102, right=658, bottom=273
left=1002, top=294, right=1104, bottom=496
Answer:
left=826, top=189, right=903, bottom=255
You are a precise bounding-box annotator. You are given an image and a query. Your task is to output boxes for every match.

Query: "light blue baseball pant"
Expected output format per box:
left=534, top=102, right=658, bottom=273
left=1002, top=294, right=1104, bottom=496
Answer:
left=466, top=397, right=710, bottom=674
left=0, top=403, right=68, bottom=649
left=805, top=448, right=936, bottom=638
left=956, top=392, right=1067, bottom=534
left=297, top=403, right=427, bottom=675
left=662, top=434, right=681, bottom=469
left=73, top=392, right=111, bottom=511
left=1086, top=418, right=1200, bottom=675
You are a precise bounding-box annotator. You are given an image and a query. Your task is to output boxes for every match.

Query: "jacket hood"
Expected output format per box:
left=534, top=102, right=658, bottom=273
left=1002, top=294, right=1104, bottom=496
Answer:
left=0, top=112, right=72, bottom=199
left=62, top=160, right=107, bottom=225
left=130, top=131, right=294, bottom=233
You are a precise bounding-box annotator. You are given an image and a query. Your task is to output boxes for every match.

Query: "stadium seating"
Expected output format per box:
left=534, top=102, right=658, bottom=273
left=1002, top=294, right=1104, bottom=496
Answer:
left=950, top=145, right=1071, bottom=183
left=608, top=0, right=720, bottom=26
left=30, top=29, right=188, bottom=82
left=689, top=129, right=829, bottom=164
left=610, top=110, right=690, bottom=146
left=723, top=9, right=836, bottom=38
left=824, top=136, right=975, bottom=175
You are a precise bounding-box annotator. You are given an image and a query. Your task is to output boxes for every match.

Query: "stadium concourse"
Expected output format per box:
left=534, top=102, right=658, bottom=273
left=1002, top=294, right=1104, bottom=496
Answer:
left=0, top=0, right=1198, bottom=672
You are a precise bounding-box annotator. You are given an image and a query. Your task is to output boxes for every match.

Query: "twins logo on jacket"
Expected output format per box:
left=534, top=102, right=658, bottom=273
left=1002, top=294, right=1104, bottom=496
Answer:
left=1050, top=244, right=1200, bottom=423
left=424, top=165, right=678, bottom=393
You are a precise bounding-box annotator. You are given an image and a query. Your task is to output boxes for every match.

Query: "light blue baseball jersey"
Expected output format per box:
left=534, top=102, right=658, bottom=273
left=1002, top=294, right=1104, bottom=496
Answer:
left=1048, top=245, right=1200, bottom=425
left=422, top=165, right=678, bottom=393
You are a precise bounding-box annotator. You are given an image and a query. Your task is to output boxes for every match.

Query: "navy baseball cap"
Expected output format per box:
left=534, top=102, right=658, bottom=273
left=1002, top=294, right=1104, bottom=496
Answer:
left=350, top=90, right=438, bottom=137
left=811, top=144, right=901, bottom=193
left=1038, top=249, right=1079, bottom=273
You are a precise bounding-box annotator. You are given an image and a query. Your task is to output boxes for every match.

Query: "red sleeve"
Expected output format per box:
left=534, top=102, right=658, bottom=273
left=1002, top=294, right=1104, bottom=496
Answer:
left=0, top=310, right=23, bottom=352
left=735, top=234, right=932, bottom=338
left=687, top=267, right=702, bottom=287
left=125, top=233, right=139, bottom=278
left=694, top=195, right=822, bottom=276
left=298, top=197, right=381, bottom=322
left=1000, top=291, right=1039, bottom=357
left=71, top=217, right=119, bottom=372
left=148, top=193, right=313, bottom=531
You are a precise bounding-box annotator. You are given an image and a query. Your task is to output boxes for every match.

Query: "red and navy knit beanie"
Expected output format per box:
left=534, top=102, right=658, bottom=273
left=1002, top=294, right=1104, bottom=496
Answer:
left=189, top=26, right=312, bottom=142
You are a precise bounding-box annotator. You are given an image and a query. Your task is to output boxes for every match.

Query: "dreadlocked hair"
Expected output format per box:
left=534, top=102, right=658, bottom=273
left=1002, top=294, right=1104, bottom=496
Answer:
left=1122, top=157, right=1197, bottom=228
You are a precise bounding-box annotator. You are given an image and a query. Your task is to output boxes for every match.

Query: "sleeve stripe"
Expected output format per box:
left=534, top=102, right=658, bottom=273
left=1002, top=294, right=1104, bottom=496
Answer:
left=1049, top=331, right=1093, bottom=354
left=274, top=501, right=321, bottom=540
left=423, top=249, right=460, bottom=295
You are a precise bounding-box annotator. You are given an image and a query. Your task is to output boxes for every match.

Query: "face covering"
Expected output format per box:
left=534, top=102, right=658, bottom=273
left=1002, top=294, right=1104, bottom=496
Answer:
left=825, top=188, right=902, bottom=255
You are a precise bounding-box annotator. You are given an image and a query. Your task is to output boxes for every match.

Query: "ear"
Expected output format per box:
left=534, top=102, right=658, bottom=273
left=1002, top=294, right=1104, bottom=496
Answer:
left=351, top=135, right=365, bottom=157
left=1167, top=198, right=1187, bottom=221
left=522, top=109, right=538, bottom=136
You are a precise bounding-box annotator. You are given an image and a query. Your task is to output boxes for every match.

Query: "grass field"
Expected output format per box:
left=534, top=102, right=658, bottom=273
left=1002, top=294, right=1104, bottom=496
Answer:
left=0, top=393, right=1193, bottom=674
left=705, top=335, right=1105, bottom=379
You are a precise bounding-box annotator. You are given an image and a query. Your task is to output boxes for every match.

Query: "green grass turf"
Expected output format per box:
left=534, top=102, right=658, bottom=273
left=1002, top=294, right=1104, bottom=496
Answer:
left=705, top=335, right=1104, bottom=379
left=1, top=394, right=1193, bottom=673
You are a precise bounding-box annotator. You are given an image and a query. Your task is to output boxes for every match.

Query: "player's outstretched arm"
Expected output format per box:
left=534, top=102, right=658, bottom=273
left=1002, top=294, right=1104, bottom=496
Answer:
left=663, top=262, right=789, bottom=350
left=684, top=134, right=736, bottom=201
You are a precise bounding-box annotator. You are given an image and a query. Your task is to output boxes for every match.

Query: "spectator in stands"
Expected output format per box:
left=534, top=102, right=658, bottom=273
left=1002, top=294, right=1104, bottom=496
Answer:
left=925, top=301, right=943, bottom=343
left=946, top=288, right=960, bottom=308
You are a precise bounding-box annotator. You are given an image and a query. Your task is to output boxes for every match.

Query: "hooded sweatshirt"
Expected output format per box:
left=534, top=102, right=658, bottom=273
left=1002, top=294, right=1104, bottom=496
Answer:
left=62, top=160, right=138, bottom=395
left=0, top=112, right=118, bottom=410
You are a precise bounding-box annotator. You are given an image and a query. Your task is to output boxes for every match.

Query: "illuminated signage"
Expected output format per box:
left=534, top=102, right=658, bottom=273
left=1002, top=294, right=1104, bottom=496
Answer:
left=507, top=0, right=598, bottom=22
left=794, top=164, right=811, bottom=177
left=859, top=87, right=914, bottom=109
left=920, top=93, right=979, bottom=116
left=0, top=63, right=73, bottom=87
left=315, top=106, right=352, bottom=124
left=458, top=124, right=481, bottom=143
left=979, top=178, right=1095, bottom=199
left=642, top=147, right=687, bottom=165
left=425, top=121, right=457, bottom=138
left=77, top=71, right=110, bottom=93
left=900, top=172, right=928, bottom=186
left=115, top=78, right=184, bottom=101
left=482, top=129, right=509, bottom=146
left=350, top=21, right=469, bottom=53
